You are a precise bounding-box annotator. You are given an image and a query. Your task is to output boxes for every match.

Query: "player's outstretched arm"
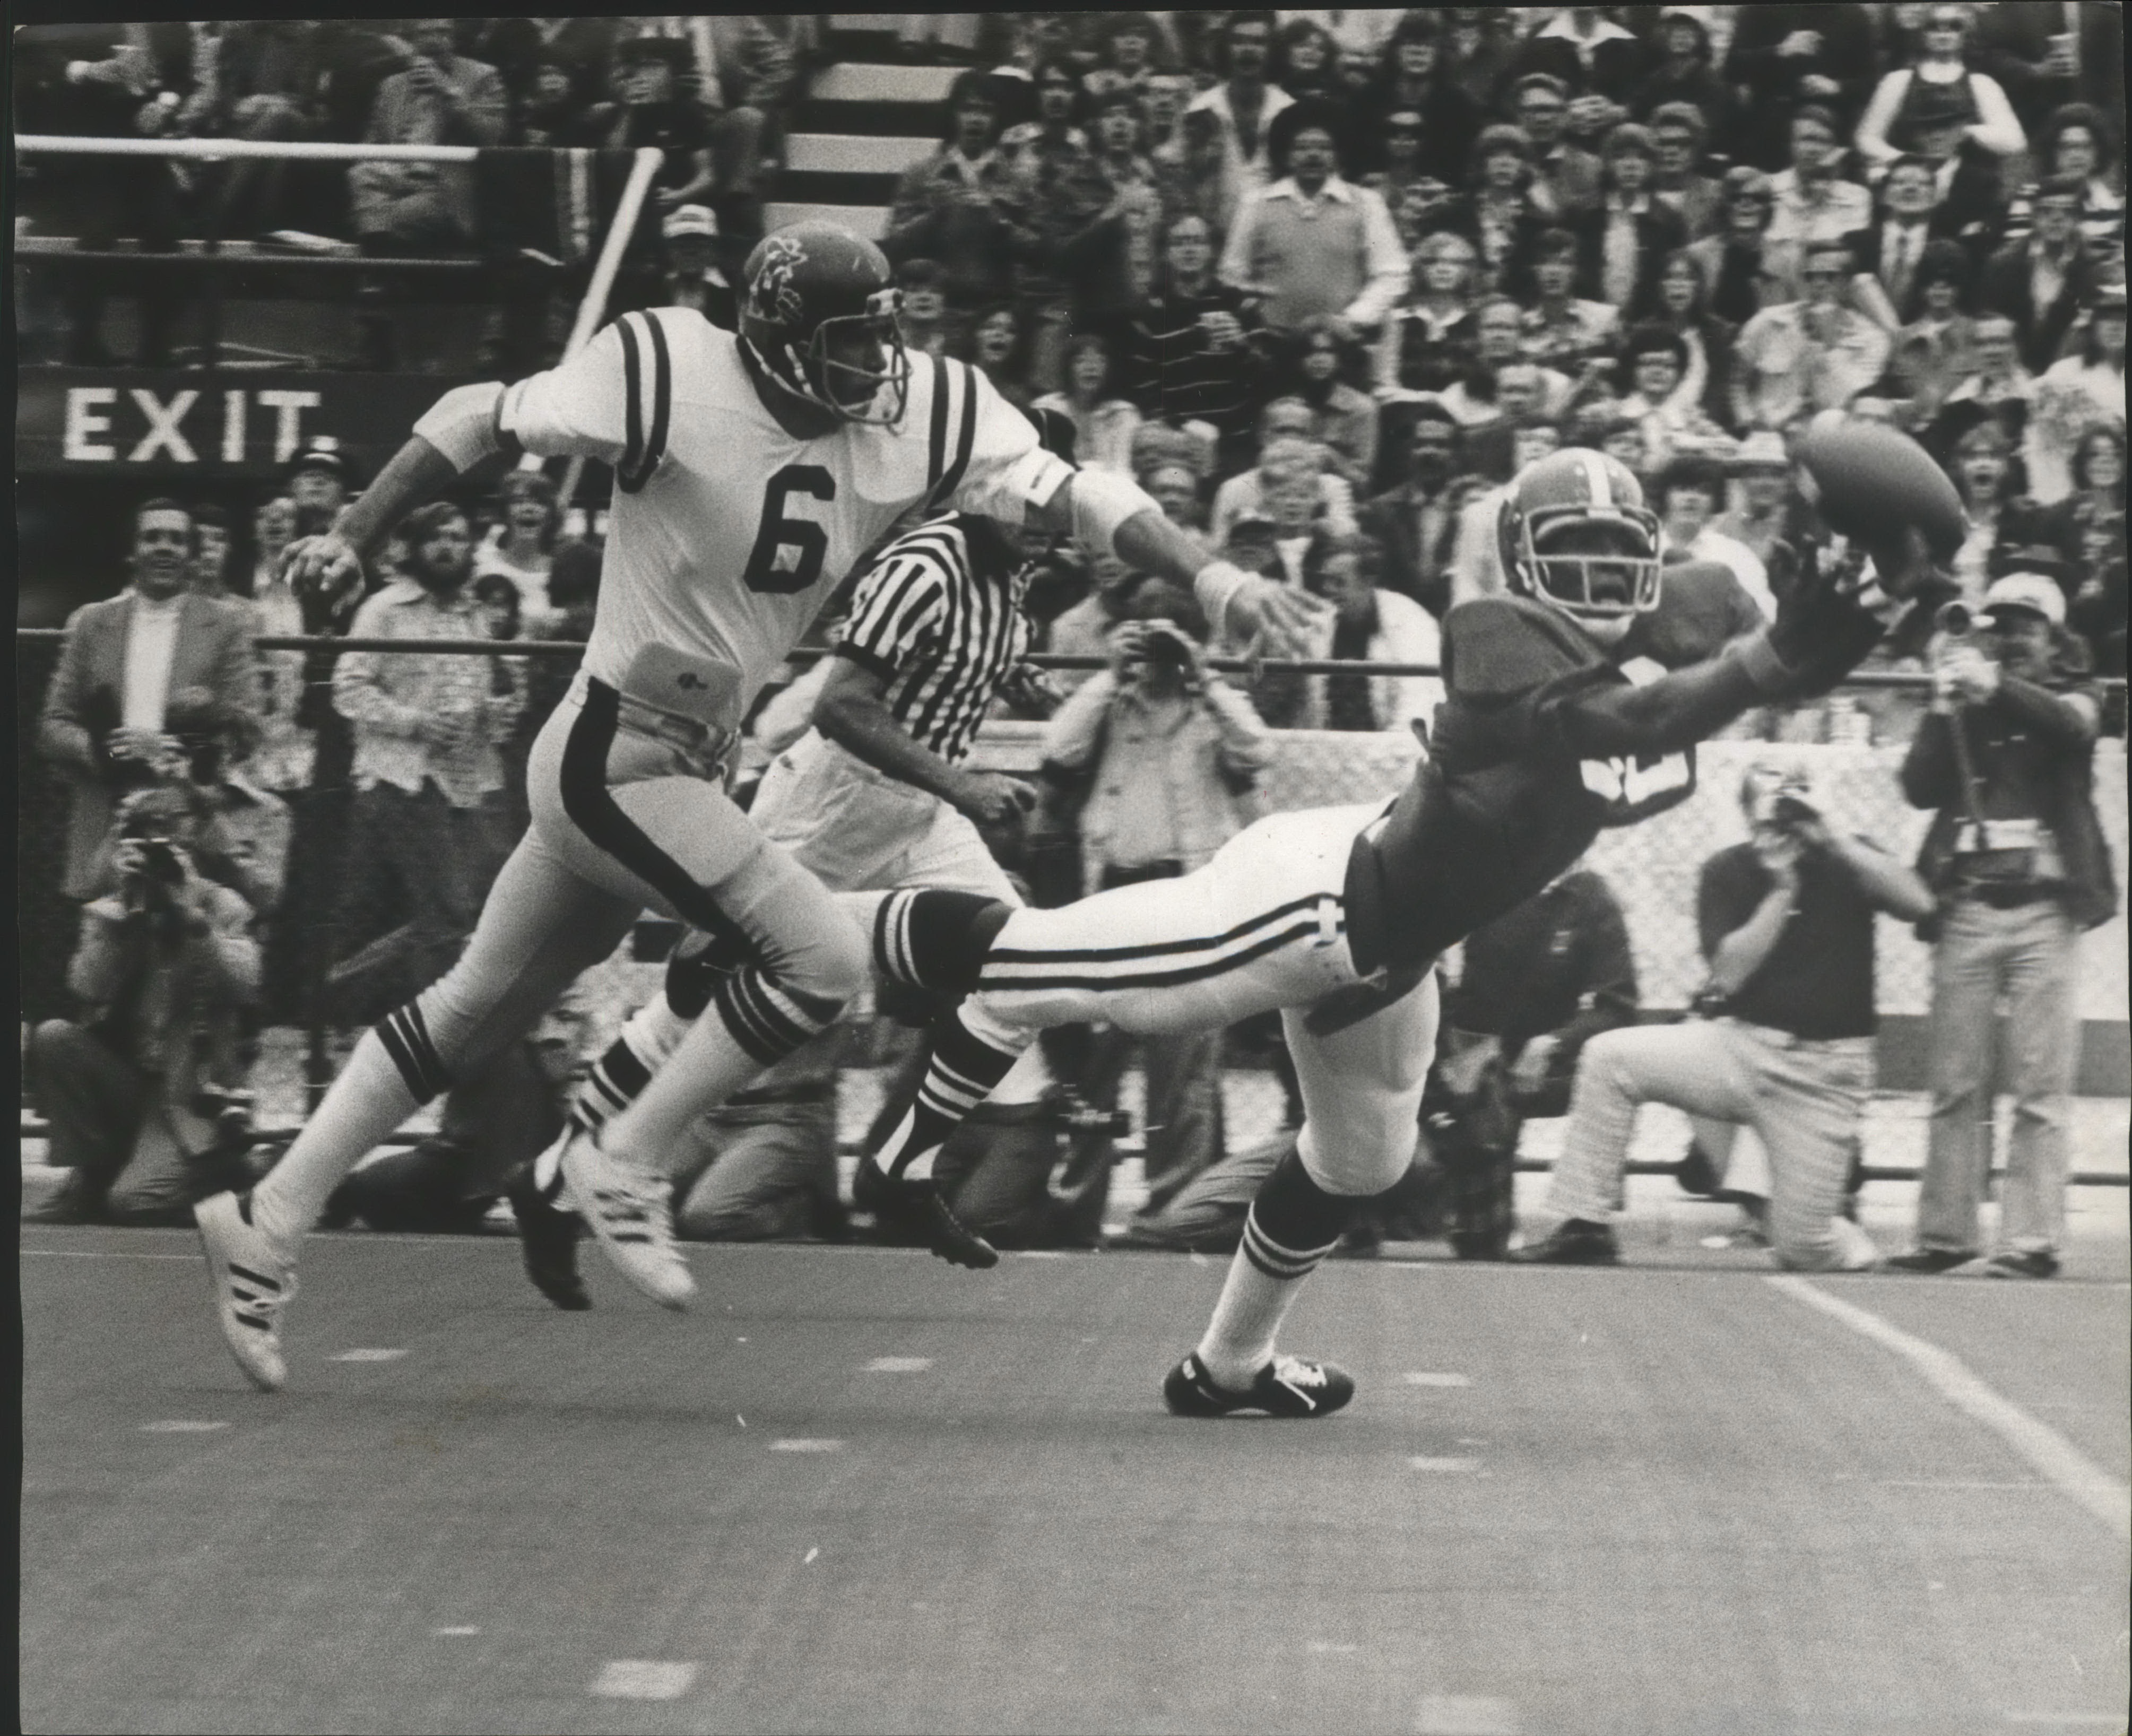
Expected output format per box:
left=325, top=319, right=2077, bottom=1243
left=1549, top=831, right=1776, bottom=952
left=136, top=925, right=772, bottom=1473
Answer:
left=1032, top=471, right=1330, bottom=656
left=280, top=432, right=470, bottom=601
left=1557, top=554, right=1895, bottom=760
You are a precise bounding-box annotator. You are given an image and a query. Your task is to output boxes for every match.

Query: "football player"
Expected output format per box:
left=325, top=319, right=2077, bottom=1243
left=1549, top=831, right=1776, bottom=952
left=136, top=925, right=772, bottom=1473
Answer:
left=193, top=220, right=1321, bottom=1392
left=853, top=441, right=1961, bottom=1419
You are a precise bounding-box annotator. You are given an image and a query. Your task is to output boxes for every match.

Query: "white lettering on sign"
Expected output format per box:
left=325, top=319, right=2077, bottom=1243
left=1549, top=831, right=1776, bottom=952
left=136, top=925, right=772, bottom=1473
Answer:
left=63, top=388, right=119, bottom=461
left=127, top=388, right=202, bottom=463
left=256, top=389, right=322, bottom=463
left=222, top=389, right=246, bottom=463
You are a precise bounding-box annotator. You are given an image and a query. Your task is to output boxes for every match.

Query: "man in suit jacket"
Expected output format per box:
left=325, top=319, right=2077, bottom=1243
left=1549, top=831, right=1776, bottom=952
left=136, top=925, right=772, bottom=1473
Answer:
left=1358, top=405, right=1465, bottom=619
left=1848, top=154, right=1964, bottom=326
left=39, top=498, right=262, bottom=900
left=1980, top=174, right=2101, bottom=372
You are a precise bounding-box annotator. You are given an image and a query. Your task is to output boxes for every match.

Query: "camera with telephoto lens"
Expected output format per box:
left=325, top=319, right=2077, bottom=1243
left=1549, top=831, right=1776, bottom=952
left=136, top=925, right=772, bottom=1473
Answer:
left=1139, top=622, right=1192, bottom=668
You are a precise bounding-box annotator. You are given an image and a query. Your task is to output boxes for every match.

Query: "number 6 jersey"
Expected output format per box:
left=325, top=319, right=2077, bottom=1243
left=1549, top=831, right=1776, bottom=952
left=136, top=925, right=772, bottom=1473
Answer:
left=497, top=307, right=1073, bottom=707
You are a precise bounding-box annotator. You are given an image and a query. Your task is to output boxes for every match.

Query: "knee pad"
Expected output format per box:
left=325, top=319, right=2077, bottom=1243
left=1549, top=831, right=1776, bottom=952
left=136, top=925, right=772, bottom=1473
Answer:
left=874, top=889, right=1013, bottom=997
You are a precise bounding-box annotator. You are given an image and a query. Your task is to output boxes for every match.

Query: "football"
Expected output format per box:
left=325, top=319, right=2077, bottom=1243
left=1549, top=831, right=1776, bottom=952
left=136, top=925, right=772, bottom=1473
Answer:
left=1795, top=414, right=1968, bottom=567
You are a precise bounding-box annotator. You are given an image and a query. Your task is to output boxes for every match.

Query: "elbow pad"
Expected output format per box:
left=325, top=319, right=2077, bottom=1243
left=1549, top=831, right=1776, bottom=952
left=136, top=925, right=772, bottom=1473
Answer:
left=1066, top=466, right=1159, bottom=557
left=411, top=381, right=508, bottom=473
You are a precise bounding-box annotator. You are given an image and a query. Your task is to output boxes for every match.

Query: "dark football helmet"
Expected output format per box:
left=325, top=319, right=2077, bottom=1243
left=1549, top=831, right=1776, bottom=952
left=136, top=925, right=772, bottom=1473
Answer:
left=739, top=220, right=911, bottom=426
left=1496, top=447, right=1663, bottom=621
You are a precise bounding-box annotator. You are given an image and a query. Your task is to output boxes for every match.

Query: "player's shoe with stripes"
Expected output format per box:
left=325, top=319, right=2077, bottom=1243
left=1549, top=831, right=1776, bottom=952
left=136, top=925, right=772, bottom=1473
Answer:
left=194, top=1190, right=296, bottom=1392
left=506, top=1148, right=590, bottom=1311
left=557, top=1127, right=694, bottom=1309
left=854, top=1155, right=999, bottom=1269
left=1163, top=1350, right=1355, bottom=1419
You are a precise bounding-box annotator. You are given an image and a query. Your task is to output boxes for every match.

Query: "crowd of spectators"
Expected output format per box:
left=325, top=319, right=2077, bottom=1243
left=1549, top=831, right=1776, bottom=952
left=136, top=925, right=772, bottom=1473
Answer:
left=20, top=8, right=2130, bottom=1274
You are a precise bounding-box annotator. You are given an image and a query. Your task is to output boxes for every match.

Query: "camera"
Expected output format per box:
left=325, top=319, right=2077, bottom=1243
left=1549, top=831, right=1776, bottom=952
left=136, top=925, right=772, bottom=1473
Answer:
left=134, top=837, right=184, bottom=885
left=1141, top=627, right=1191, bottom=668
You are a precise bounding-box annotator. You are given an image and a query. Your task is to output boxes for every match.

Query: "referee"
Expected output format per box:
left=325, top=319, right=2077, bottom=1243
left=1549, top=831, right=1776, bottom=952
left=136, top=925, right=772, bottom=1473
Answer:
left=509, top=422, right=1078, bottom=1300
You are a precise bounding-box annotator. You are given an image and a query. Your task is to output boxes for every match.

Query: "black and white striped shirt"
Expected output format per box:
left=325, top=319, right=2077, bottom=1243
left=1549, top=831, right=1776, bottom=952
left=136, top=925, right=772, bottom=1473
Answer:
left=833, top=514, right=1030, bottom=767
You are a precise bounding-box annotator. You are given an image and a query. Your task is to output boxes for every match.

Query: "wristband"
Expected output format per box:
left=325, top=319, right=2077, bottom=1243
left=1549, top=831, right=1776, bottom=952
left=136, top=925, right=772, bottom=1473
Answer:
left=1730, top=631, right=1793, bottom=696
left=1065, top=465, right=1160, bottom=556
left=411, top=380, right=507, bottom=473
left=1192, top=558, right=1252, bottom=641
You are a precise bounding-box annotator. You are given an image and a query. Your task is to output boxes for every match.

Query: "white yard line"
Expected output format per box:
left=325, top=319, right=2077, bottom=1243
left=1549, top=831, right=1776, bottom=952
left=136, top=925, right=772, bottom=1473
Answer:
left=1767, top=1275, right=2129, bottom=1543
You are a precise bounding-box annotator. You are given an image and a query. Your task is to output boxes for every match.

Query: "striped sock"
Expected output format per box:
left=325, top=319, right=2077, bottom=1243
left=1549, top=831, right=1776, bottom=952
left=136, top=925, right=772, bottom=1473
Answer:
left=873, top=888, right=1012, bottom=997
left=871, top=1009, right=1028, bottom=1184
left=1196, top=1143, right=1360, bottom=1388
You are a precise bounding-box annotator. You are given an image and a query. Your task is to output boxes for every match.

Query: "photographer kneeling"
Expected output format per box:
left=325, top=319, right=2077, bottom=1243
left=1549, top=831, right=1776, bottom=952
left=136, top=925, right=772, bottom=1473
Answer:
left=29, top=783, right=262, bottom=1224
left=1521, top=761, right=1936, bottom=1271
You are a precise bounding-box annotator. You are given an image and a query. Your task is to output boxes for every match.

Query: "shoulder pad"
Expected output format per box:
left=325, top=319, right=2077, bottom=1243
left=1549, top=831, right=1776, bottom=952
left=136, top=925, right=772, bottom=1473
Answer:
left=1623, top=560, right=1760, bottom=669
left=1444, top=596, right=1605, bottom=700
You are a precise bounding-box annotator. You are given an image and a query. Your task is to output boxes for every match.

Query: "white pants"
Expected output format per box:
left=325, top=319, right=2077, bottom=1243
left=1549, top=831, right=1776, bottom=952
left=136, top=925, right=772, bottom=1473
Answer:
left=751, top=730, right=1047, bottom=1099
left=968, top=803, right=1436, bottom=1195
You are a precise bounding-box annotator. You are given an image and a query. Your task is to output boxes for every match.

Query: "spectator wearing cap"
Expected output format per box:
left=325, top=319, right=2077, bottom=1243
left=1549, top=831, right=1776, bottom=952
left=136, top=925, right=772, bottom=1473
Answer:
left=286, top=438, right=351, bottom=541
left=1359, top=404, right=1465, bottom=619
left=1713, top=431, right=1804, bottom=573
left=1980, top=175, right=2104, bottom=374
left=1182, top=11, right=1294, bottom=233
left=1519, top=227, right=1620, bottom=386
left=2024, top=280, right=2127, bottom=506
left=1646, top=101, right=1726, bottom=240
left=1511, top=7, right=1649, bottom=126
left=347, top=19, right=507, bottom=254
left=1217, top=98, right=1408, bottom=340
left=1887, top=240, right=1986, bottom=428
left=1511, top=73, right=1602, bottom=219
left=1567, top=123, right=1687, bottom=317
left=1376, top=230, right=1483, bottom=405
left=1633, top=11, right=1732, bottom=143
left=1893, top=570, right=2116, bottom=1280
left=883, top=69, right=1030, bottom=314
left=1356, top=13, right=1479, bottom=187
left=1721, top=4, right=1879, bottom=173
left=1685, top=165, right=1782, bottom=328
left=657, top=203, right=737, bottom=327
left=1762, top=104, right=1873, bottom=296
left=1856, top=4, right=2026, bottom=172
left=1732, top=238, right=1893, bottom=430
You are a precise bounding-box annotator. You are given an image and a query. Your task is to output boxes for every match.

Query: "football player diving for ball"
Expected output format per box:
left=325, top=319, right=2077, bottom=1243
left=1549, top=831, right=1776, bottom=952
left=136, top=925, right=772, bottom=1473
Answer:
left=849, top=431, right=1964, bottom=1420
left=190, top=220, right=1323, bottom=1393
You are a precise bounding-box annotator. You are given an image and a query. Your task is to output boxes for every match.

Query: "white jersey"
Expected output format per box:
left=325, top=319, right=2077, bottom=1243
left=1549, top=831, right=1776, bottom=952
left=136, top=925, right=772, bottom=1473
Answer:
left=497, top=308, right=1073, bottom=706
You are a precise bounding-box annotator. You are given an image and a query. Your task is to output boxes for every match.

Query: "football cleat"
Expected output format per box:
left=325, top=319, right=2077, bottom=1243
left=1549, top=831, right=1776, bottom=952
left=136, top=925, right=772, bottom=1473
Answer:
left=1163, top=1351, right=1356, bottom=1419
left=854, top=1155, right=999, bottom=1270
left=1886, top=1247, right=1980, bottom=1274
left=558, top=1127, right=694, bottom=1310
left=195, top=1190, right=296, bottom=1392
left=1983, top=1249, right=2059, bottom=1280
left=1513, top=1217, right=1622, bottom=1264
left=506, top=1150, right=590, bottom=1311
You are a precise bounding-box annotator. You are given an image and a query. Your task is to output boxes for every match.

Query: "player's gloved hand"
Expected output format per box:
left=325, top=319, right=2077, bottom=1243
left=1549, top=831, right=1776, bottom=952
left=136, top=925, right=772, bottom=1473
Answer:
left=1758, top=555, right=1886, bottom=700
left=282, top=531, right=365, bottom=608
left=952, top=770, right=1038, bottom=828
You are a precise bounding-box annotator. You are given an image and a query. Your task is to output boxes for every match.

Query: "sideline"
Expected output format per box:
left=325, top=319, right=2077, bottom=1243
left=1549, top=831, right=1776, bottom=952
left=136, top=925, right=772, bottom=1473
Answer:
left=1766, top=1274, right=2130, bottom=1543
